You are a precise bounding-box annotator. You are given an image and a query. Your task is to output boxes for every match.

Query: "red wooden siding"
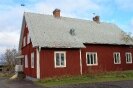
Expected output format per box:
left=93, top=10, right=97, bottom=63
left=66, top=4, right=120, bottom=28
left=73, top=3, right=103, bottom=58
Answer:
left=21, top=23, right=133, bottom=79
left=81, top=44, right=133, bottom=74
left=21, top=24, right=37, bottom=78
left=40, top=48, right=81, bottom=78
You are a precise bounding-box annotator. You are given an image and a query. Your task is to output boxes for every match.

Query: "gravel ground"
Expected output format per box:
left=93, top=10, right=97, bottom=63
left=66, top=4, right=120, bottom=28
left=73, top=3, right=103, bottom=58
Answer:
left=52, top=80, right=133, bottom=88
left=0, top=78, right=133, bottom=88
left=0, top=78, right=44, bottom=88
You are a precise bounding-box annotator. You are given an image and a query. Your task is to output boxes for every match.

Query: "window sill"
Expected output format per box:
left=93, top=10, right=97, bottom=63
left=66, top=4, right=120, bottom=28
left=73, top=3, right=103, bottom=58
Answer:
left=55, top=66, right=66, bottom=68
left=126, top=62, right=132, bottom=64
left=87, top=64, right=98, bottom=66
left=114, top=63, right=121, bottom=64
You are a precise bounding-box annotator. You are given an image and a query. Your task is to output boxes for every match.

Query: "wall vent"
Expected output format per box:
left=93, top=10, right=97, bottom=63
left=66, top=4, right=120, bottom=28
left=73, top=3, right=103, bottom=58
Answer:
left=70, top=28, right=75, bottom=36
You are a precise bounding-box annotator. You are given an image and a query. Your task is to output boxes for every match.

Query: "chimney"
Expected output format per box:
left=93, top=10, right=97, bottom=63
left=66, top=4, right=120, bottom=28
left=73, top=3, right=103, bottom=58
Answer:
left=93, top=16, right=100, bottom=23
left=53, top=9, right=61, bottom=17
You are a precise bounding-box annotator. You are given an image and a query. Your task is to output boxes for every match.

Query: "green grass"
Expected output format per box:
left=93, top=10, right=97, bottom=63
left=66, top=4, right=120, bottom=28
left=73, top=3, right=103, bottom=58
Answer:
left=36, top=70, right=133, bottom=87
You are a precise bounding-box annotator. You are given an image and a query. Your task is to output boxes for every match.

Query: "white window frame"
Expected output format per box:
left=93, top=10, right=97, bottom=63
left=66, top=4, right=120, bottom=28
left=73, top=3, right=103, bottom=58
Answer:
left=27, top=33, right=30, bottom=44
left=25, top=55, right=28, bottom=68
left=86, top=52, right=98, bottom=66
left=54, top=51, right=66, bottom=68
left=31, top=52, right=34, bottom=68
left=125, top=52, right=132, bottom=64
left=23, top=36, right=26, bottom=47
left=113, top=52, right=121, bottom=64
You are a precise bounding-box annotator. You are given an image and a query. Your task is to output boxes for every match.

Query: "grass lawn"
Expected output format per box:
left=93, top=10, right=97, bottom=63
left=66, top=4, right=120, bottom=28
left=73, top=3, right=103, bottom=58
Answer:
left=36, top=70, right=133, bottom=87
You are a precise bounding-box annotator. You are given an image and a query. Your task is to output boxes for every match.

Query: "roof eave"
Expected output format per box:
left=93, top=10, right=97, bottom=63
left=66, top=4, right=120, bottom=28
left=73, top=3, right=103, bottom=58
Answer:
left=84, top=42, right=133, bottom=46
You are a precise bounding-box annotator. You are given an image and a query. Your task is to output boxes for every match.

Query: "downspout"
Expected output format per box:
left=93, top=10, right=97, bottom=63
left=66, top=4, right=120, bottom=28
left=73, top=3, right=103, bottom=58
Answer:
left=36, top=46, right=41, bottom=79
left=79, top=49, right=82, bottom=75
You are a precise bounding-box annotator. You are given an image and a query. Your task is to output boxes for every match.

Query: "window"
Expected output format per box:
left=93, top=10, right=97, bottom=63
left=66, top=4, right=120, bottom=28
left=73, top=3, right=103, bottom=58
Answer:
left=25, top=55, right=28, bottom=68
left=27, top=33, right=30, bottom=44
left=31, top=52, right=34, bottom=68
left=23, top=36, right=26, bottom=47
left=114, top=52, right=121, bottom=64
left=54, top=51, right=66, bottom=68
left=126, top=52, right=132, bottom=64
left=86, top=52, right=98, bottom=66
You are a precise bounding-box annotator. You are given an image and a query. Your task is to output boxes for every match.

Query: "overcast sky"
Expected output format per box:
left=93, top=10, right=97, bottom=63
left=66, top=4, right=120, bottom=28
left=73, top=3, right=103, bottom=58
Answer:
left=0, top=0, right=133, bottom=54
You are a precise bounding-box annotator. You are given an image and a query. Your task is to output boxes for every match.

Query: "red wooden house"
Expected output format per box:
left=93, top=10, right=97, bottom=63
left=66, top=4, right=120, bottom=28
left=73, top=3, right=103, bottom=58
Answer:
left=18, top=9, right=133, bottom=79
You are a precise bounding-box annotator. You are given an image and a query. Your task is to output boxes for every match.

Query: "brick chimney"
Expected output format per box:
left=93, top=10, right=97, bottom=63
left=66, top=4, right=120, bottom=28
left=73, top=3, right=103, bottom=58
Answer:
left=53, top=9, right=61, bottom=17
left=93, top=16, right=100, bottom=23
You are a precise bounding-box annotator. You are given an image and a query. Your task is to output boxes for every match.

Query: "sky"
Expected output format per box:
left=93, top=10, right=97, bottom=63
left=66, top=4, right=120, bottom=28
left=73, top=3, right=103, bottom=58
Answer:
left=0, top=0, right=133, bottom=54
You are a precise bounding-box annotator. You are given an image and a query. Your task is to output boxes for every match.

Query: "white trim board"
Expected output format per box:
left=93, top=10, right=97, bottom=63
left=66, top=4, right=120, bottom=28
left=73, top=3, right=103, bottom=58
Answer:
left=36, top=48, right=40, bottom=79
left=79, top=49, right=82, bottom=75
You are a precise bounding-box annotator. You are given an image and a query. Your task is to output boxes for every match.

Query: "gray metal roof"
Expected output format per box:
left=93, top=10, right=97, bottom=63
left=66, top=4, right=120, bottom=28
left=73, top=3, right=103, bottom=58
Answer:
left=19, top=12, right=133, bottom=49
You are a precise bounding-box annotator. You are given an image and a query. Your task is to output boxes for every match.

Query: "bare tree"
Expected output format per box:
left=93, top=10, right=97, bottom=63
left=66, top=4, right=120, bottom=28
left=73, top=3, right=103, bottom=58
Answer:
left=1, top=48, right=18, bottom=73
left=121, top=31, right=133, bottom=43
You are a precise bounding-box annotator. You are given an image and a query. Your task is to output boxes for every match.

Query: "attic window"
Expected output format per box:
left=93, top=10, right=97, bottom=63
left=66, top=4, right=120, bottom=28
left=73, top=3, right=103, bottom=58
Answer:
left=69, top=28, right=75, bottom=36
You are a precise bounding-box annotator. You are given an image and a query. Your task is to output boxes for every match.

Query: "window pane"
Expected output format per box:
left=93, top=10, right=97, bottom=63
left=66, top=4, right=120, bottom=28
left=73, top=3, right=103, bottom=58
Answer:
left=115, top=54, right=117, bottom=63
left=61, top=53, right=64, bottom=65
left=55, top=52, right=66, bottom=67
left=129, top=54, right=131, bottom=62
left=130, top=54, right=132, bottom=62
left=56, top=58, right=60, bottom=66
left=87, top=54, right=90, bottom=64
left=56, top=53, right=59, bottom=59
left=93, top=54, right=96, bottom=64
left=116, top=53, right=118, bottom=62
left=126, top=54, right=128, bottom=62
left=87, top=53, right=98, bottom=65
left=127, top=54, right=129, bottom=62
left=126, top=53, right=132, bottom=63
left=114, top=53, right=120, bottom=64
left=115, top=58, right=117, bottom=63
left=116, top=54, right=119, bottom=60
left=90, top=54, right=93, bottom=64
left=118, top=54, right=120, bottom=63
left=116, top=54, right=118, bottom=63
left=56, top=53, right=60, bottom=66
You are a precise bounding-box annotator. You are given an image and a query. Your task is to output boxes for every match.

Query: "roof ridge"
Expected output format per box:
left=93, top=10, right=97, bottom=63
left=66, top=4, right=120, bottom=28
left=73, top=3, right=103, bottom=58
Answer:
left=24, top=12, right=114, bottom=25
